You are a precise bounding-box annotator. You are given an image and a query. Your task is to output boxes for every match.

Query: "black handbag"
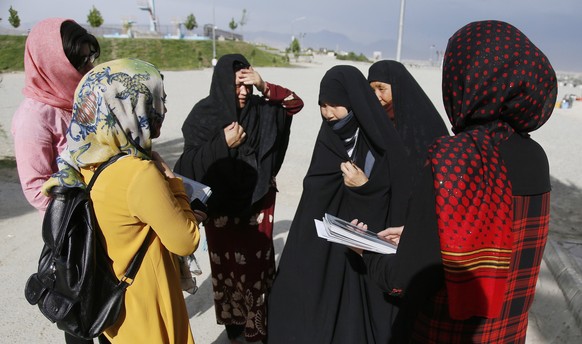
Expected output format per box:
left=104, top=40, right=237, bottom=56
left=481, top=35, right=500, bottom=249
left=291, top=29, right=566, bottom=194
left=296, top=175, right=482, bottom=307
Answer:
left=24, top=154, right=152, bottom=339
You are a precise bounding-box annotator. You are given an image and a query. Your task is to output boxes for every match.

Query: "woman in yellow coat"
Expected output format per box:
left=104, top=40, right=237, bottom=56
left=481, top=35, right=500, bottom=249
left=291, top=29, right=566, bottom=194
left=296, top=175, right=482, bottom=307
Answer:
left=43, top=58, right=203, bottom=343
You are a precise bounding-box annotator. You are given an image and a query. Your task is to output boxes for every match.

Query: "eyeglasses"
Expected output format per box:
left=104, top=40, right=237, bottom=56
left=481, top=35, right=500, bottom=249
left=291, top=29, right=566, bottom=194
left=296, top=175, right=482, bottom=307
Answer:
left=78, top=50, right=98, bottom=71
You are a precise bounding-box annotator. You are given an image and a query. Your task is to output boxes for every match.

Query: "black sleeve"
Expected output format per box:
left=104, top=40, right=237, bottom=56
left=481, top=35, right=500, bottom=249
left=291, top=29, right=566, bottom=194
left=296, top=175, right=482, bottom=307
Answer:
left=362, top=164, right=443, bottom=295
left=499, top=133, right=550, bottom=195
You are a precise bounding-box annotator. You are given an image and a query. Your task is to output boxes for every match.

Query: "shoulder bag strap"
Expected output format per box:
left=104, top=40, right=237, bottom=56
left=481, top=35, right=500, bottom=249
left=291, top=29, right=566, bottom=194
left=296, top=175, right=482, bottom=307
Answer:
left=85, top=153, right=152, bottom=286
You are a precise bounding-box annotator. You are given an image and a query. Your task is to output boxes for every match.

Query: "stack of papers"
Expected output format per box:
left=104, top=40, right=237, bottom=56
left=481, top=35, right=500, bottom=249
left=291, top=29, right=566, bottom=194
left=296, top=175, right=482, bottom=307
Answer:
left=175, top=173, right=212, bottom=203
left=314, top=213, right=397, bottom=254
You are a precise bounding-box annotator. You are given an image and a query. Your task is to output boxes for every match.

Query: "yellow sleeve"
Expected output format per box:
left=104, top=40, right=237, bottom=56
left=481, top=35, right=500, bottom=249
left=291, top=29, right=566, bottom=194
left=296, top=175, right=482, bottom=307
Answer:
left=127, top=161, right=200, bottom=256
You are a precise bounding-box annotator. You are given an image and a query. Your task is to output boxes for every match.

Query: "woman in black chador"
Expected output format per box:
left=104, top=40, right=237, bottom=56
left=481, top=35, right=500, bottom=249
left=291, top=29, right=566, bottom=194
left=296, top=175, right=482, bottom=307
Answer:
left=368, top=60, right=449, bottom=174
left=268, top=65, right=411, bottom=343
left=174, top=54, right=303, bottom=343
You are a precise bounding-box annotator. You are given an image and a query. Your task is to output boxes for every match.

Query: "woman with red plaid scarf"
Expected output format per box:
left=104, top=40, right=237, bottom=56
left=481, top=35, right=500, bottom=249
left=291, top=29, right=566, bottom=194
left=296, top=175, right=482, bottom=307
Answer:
left=356, top=20, right=557, bottom=343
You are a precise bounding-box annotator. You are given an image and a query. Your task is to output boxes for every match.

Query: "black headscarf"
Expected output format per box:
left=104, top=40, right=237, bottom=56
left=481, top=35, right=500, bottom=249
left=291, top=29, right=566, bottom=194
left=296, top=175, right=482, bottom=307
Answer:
left=368, top=60, right=450, bottom=172
left=315, top=65, right=412, bottom=227
left=268, top=66, right=411, bottom=343
left=174, top=54, right=292, bottom=216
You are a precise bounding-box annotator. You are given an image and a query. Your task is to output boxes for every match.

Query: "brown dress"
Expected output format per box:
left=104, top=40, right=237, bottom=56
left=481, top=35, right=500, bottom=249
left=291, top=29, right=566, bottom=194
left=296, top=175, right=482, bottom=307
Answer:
left=205, top=188, right=276, bottom=341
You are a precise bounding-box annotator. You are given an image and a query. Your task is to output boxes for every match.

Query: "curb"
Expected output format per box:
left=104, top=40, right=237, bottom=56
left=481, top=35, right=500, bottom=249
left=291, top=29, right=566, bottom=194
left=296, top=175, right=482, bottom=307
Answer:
left=543, top=238, right=582, bottom=330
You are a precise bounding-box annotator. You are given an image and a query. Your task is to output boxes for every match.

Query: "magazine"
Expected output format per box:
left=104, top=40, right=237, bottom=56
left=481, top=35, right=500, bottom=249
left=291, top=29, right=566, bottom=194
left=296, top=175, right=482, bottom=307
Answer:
left=314, top=213, right=397, bottom=254
left=175, top=173, right=212, bottom=203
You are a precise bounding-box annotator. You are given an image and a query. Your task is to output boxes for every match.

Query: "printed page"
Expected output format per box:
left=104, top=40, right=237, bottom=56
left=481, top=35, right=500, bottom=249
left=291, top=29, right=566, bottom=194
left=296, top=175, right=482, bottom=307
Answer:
left=314, top=215, right=397, bottom=254
left=175, top=173, right=212, bottom=203
left=324, top=213, right=397, bottom=252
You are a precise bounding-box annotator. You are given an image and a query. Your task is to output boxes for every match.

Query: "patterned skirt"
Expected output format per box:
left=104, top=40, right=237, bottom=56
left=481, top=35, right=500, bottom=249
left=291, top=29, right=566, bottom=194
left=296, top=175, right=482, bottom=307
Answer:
left=205, top=188, right=276, bottom=342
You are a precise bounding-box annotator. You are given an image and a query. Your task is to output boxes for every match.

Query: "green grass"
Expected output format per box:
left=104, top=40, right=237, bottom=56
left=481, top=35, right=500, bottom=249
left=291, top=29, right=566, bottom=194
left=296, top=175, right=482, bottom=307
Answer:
left=336, top=51, right=370, bottom=62
left=0, top=35, right=26, bottom=71
left=0, top=157, right=16, bottom=169
left=0, top=35, right=290, bottom=72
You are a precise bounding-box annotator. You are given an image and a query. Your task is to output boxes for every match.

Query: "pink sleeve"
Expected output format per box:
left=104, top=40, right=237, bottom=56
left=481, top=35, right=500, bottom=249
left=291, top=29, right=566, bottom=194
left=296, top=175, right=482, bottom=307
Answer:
left=11, top=100, right=69, bottom=211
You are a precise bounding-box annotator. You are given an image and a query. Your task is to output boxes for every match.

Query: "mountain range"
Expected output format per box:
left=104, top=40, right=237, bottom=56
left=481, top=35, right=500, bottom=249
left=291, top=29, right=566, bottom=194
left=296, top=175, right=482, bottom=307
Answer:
left=244, top=29, right=429, bottom=61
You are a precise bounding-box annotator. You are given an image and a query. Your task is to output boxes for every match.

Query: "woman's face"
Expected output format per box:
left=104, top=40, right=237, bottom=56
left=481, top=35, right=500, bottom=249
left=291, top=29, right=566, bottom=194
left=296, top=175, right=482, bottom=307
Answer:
left=150, top=90, right=167, bottom=139
left=235, top=69, right=253, bottom=109
left=320, top=103, right=349, bottom=122
left=77, top=43, right=97, bottom=75
left=370, top=81, right=395, bottom=121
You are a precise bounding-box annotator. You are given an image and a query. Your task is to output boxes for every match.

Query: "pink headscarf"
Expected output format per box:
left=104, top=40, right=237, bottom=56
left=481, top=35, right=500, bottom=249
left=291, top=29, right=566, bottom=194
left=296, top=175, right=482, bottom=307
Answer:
left=22, top=18, right=83, bottom=112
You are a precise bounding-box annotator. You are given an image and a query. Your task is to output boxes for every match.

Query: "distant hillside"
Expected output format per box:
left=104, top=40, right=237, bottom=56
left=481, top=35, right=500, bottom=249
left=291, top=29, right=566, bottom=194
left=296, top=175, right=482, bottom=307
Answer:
left=0, top=35, right=290, bottom=72
left=244, top=29, right=428, bottom=61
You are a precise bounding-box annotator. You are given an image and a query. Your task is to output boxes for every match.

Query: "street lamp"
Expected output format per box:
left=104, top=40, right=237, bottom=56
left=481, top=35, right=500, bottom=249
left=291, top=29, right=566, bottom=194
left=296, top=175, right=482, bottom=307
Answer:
left=395, top=0, right=406, bottom=62
left=298, top=32, right=306, bottom=52
left=212, top=0, right=217, bottom=66
left=291, top=16, right=306, bottom=42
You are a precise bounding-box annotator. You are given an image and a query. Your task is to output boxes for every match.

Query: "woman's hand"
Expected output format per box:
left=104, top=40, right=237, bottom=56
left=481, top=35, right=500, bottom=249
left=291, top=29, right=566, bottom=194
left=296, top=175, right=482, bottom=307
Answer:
left=341, top=161, right=368, bottom=187
left=238, top=67, right=268, bottom=95
left=224, top=122, right=247, bottom=148
left=377, top=226, right=404, bottom=245
left=348, top=219, right=368, bottom=256
left=151, top=151, right=175, bottom=179
left=193, top=210, right=208, bottom=223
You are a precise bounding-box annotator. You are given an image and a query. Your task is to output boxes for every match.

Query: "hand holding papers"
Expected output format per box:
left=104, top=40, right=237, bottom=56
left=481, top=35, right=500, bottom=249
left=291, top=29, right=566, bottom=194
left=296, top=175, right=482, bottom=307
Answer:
left=314, top=213, right=397, bottom=254
left=175, top=173, right=212, bottom=203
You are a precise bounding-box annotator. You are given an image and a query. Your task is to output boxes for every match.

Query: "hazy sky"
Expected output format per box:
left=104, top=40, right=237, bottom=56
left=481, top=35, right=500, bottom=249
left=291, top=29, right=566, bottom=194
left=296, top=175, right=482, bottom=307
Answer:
left=1, top=0, right=581, bottom=72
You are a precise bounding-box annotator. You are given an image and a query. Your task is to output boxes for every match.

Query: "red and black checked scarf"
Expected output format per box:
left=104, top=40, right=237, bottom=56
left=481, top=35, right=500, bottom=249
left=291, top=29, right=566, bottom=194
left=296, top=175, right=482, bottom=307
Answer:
left=430, top=20, right=557, bottom=320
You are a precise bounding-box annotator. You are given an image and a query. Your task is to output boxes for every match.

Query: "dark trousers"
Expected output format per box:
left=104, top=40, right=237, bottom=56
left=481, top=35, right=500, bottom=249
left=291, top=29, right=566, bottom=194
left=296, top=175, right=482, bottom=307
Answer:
left=225, top=324, right=245, bottom=340
left=226, top=324, right=268, bottom=343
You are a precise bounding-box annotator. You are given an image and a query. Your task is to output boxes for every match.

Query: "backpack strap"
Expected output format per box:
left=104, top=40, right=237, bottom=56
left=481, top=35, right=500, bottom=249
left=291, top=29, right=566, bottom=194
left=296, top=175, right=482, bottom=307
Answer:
left=85, top=152, right=152, bottom=287
left=120, top=231, right=153, bottom=286
left=86, top=153, right=126, bottom=192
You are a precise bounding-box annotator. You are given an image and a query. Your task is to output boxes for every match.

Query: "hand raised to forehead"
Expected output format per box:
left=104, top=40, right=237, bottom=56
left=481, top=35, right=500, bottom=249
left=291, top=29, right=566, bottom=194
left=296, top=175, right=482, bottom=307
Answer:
left=237, top=67, right=267, bottom=93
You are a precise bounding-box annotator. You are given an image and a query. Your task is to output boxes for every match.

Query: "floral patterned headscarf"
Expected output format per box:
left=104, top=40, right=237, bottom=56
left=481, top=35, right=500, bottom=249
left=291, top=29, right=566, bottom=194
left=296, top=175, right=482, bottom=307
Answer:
left=431, top=20, right=557, bottom=320
left=43, top=58, right=165, bottom=193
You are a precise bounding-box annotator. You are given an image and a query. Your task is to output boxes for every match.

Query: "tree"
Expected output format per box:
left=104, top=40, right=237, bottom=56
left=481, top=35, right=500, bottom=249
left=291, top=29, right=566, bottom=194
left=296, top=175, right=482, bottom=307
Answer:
left=336, top=51, right=369, bottom=62
left=184, top=13, right=197, bottom=31
left=8, top=6, right=20, bottom=29
left=197, top=50, right=203, bottom=68
left=290, top=37, right=301, bottom=60
left=87, top=6, right=104, bottom=28
left=229, top=17, right=238, bottom=36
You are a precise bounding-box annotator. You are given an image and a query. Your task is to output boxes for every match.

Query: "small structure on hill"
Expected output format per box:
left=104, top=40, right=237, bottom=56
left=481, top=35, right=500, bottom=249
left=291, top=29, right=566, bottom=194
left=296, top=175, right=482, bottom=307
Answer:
left=203, top=24, right=243, bottom=41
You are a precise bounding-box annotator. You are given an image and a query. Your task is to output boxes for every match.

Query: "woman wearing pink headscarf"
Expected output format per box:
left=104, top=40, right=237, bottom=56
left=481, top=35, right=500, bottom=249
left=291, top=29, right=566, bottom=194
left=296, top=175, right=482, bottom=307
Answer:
left=11, top=17, right=100, bottom=213
left=11, top=18, right=104, bottom=344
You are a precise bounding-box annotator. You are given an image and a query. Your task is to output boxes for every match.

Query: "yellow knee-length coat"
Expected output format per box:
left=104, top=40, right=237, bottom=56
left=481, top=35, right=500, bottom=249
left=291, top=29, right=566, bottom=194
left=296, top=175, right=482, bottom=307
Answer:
left=81, top=156, right=200, bottom=344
